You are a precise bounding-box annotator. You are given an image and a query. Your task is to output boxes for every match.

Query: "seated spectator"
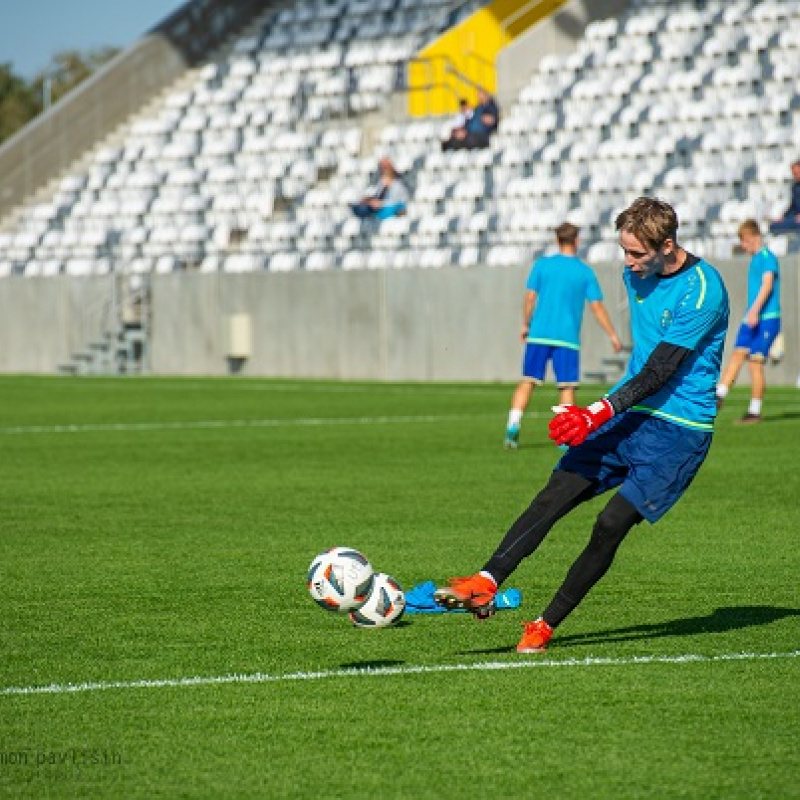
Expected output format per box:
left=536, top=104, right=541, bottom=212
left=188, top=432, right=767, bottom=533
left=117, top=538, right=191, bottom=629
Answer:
left=349, top=157, right=409, bottom=220
left=441, top=98, right=472, bottom=143
left=769, top=159, right=800, bottom=234
left=442, top=88, right=499, bottom=152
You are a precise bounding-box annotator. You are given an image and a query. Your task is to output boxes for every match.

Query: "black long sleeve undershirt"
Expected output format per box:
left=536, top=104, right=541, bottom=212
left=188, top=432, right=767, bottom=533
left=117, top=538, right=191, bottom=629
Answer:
left=606, top=341, right=693, bottom=414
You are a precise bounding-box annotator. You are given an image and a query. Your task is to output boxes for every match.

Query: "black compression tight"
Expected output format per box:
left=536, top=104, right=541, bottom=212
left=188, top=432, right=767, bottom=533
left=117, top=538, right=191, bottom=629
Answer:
left=482, top=470, right=596, bottom=584
left=482, top=470, right=644, bottom=629
left=541, top=492, right=644, bottom=628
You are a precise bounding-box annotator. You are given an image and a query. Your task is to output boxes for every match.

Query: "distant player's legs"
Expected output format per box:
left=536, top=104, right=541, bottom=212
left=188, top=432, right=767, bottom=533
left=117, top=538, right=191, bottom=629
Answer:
left=553, top=347, right=579, bottom=409
left=558, top=386, right=575, bottom=406
left=737, top=358, right=765, bottom=422
left=509, top=380, right=534, bottom=419
left=748, top=358, right=765, bottom=401
left=716, top=347, right=748, bottom=407
left=737, top=320, right=779, bottom=422
left=506, top=345, right=548, bottom=448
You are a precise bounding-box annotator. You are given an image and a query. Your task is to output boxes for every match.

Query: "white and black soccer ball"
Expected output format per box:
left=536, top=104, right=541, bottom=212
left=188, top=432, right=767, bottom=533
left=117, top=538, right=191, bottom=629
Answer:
left=349, top=573, right=405, bottom=628
left=307, top=547, right=374, bottom=612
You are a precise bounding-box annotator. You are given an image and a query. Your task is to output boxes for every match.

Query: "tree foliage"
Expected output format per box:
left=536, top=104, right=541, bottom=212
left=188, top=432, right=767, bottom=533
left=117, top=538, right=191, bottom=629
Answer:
left=0, top=47, right=119, bottom=145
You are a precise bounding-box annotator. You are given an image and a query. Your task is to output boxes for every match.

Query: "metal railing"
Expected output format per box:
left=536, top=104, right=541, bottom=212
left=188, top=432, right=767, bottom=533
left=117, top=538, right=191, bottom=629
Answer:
left=500, top=0, right=570, bottom=40
left=405, top=51, right=497, bottom=117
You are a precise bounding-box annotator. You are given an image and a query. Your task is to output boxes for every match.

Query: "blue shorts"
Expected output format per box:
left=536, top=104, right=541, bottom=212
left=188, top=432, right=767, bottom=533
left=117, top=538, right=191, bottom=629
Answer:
left=523, top=343, right=579, bottom=387
left=557, top=412, right=713, bottom=523
left=733, top=318, right=781, bottom=361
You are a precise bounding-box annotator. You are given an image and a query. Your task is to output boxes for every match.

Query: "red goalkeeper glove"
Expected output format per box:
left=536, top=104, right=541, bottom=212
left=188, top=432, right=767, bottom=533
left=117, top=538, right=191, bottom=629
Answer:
left=548, top=399, right=615, bottom=447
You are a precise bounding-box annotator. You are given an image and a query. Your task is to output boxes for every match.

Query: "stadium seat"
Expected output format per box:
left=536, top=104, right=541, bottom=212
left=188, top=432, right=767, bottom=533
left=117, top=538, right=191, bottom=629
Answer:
left=6, top=0, right=800, bottom=277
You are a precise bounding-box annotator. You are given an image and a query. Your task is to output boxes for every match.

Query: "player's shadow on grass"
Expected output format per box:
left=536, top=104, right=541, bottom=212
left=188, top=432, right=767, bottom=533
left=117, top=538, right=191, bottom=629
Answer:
left=761, top=411, right=800, bottom=423
left=461, top=605, right=800, bottom=655
left=552, top=605, right=800, bottom=649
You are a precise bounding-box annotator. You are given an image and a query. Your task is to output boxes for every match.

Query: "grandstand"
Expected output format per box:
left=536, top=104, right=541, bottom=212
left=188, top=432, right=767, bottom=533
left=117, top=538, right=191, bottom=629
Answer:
left=0, top=0, right=798, bottom=380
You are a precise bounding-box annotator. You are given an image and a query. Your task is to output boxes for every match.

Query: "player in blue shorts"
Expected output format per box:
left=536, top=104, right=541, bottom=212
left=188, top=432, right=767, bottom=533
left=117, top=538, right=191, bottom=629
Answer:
left=436, top=197, right=729, bottom=652
left=504, top=222, right=622, bottom=449
left=715, top=220, right=781, bottom=424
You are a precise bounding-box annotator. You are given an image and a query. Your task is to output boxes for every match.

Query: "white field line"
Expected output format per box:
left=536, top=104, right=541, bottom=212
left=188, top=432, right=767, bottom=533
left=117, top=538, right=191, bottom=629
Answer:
left=43, top=380, right=513, bottom=397
left=0, top=412, right=549, bottom=436
left=2, top=650, right=798, bottom=697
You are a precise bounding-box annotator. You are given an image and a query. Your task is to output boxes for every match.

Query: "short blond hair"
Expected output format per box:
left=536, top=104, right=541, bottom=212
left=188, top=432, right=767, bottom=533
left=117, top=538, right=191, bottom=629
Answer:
left=615, top=197, right=679, bottom=250
left=738, top=219, right=761, bottom=238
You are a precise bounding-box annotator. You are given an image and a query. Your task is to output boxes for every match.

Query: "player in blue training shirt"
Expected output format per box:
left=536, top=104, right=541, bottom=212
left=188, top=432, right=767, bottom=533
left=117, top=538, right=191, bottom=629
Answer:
left=504, top=222, right=622, bottom=449
left=435, top=198, right=729, bottom=653
left=715, top=219, right=781, bottom=424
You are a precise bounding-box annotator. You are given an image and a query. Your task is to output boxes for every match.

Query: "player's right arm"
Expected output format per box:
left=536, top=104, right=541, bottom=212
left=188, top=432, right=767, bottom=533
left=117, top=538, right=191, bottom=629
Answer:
left=605, top=342, right=692, bottom=413
left=521, top=290, right=537, bottom=341
left=588, top=300, right=623, bottom=353
left=549, top=342, right=692, bottom=446
left=745, top=271, right=775, bottom=328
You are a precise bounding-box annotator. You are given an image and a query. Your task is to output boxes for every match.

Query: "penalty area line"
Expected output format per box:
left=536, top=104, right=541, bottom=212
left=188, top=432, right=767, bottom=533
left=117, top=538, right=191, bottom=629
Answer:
left=2, top=650, right=798, bottom=697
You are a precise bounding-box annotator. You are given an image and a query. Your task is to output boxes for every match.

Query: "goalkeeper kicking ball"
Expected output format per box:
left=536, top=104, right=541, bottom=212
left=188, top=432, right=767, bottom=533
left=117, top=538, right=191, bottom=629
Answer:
left=307, top=547, right=374, bottom=612
left=349, top=573, right=405, bottom=628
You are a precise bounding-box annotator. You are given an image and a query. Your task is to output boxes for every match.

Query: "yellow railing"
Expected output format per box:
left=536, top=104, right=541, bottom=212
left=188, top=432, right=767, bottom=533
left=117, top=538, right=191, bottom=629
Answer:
left=408, top=0, right=569, bottom=116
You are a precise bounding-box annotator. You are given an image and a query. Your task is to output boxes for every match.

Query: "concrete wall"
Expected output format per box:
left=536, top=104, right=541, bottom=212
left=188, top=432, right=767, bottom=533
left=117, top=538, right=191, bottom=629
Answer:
left=0, top=258, right=797, bottom=385
left=0, top=275, right=112, bottom=372
left=496, top=0, right=629, bottom=111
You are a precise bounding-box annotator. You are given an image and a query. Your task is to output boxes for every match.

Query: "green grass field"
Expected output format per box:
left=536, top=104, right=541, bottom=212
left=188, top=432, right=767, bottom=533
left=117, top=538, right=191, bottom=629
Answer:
left=0, top=376, right=798, bottom=798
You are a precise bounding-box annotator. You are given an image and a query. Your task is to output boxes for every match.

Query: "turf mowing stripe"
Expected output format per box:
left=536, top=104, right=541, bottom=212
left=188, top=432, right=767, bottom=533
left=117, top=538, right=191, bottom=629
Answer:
left=0, top=413, right=543, bottom=436
left=3, top=650, right=798, bottom=697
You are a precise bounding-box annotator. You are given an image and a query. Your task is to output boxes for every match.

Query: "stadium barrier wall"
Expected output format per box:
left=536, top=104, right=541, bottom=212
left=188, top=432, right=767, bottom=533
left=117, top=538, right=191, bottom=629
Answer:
left=0, top=259, right=796, bottom=386
left=0, top=275, right=112, bottom=372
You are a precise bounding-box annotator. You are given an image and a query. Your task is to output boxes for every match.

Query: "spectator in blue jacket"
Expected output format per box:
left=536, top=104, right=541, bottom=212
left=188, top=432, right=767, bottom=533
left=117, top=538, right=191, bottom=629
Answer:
left=350, top=158, right=409, bottom=220
left=769, top=160, right=800, bottom=233
left=442, top=89, right=500, bottom=151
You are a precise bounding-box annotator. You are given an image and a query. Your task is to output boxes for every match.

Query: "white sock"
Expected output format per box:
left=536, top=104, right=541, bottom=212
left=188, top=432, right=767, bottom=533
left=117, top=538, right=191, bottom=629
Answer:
left=716, top=383, right=729, bottom=399
left=507, top=409, right=523, bottom=429
left=748, top=398, right=762, bottom=416
left=479, top=571, right=498, bottom=587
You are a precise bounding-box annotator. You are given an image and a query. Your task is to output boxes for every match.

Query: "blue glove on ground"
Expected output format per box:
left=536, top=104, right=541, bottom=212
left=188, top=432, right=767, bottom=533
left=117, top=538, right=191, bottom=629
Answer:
left=404, top=581, right=522, bottom=614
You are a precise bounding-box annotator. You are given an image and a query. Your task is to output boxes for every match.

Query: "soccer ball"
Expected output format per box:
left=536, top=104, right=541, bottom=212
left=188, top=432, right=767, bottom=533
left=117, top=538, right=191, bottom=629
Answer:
left=349, top=573, right=405, bottom=628
left=307, top=547, right=374, bottom=612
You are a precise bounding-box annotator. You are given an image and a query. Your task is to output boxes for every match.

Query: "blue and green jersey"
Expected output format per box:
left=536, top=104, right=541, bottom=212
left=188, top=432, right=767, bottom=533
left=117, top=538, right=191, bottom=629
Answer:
left=609, top=255, right=729, bottom=432
left=525, top=254, right=603, bottom=350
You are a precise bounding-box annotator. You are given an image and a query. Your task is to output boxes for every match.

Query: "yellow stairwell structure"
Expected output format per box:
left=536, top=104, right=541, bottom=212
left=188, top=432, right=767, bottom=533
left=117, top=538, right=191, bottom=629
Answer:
left=408, top=0, right=569, bottom=116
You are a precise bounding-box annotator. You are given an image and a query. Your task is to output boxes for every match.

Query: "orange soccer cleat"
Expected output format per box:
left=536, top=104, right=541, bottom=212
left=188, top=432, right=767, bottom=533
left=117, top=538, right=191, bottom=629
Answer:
left=516, top=619, right=553, bottom=653
left=433, top=574, right=498, bottom=619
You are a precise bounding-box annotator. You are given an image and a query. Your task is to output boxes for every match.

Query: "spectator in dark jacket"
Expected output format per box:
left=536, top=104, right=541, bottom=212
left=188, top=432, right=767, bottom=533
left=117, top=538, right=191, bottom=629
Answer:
left=442, top=89, right=500, bottom=151
left=769, top=160, right=800, bottom=234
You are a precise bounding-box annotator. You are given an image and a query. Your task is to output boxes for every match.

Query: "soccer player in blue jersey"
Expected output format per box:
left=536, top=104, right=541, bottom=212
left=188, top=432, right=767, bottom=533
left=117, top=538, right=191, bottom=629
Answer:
left=436, top=197, right=730, bottom=652
left=504, top=222, right=622, bottom=449
left=715, top=220, right=781, bottom=424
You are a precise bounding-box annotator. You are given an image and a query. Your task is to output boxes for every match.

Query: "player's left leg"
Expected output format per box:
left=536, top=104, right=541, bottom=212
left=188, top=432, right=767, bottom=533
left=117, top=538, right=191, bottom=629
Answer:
left=554, top=346, right=579, bottom=408
left=718, top=321, right=756, bottom=410
left=506, top=344, right=548, bottom=448
left=736, top=319, right=779, bottom=424
left=506, top=380, right=534, bottom=448
left=558, top=386, right=576, bottom=406
left=517, top=415, right=713, bottom=652
left=517, top=493, right=643, bottom=652
left=716, top=347, right=748, bottom=409
left=737, top=358, right=765, bottom=424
